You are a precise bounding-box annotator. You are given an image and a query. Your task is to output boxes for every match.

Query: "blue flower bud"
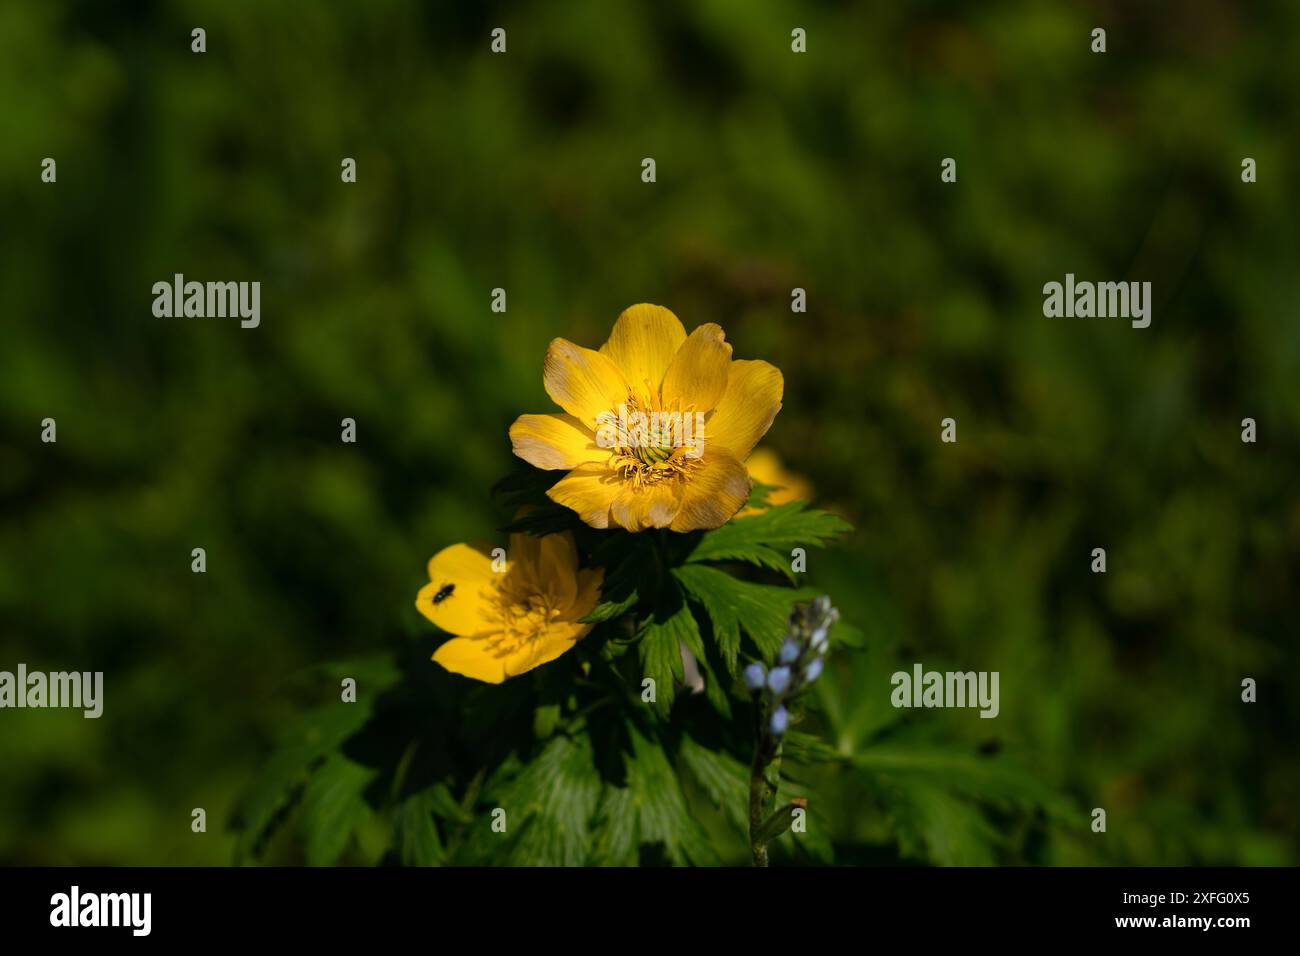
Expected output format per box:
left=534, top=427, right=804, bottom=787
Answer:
left=810, top=626, right=829, bottom=652
left=743, top=662, right=766, bottom=692
left=770, top=706, right=789, bottom=736
left=779, top=638, right=800, bottom=664
left=804, top=657, right=824, bottom=683
left=767, top=666, right=792, bottom=696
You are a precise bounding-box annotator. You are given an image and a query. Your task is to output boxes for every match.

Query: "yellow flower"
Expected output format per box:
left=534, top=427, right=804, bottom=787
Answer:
left=509, top=304, right=784, bottom=532
left=739, top=447, right=814, bottom=517
left=416, top=532, right=602, bottom=683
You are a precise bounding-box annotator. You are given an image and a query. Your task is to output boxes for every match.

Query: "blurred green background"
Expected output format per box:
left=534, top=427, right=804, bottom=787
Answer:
left=1, top=0, right=1297, bottom=865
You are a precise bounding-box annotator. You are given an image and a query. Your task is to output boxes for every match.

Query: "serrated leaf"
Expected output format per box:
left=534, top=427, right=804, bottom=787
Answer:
left=774, top=776, right=835, bottom=864
left=621, top=722, right=719, bottom=865
left=492, top=735, right=603, bottom=866
left=500, top=503, right=584, bottom=536
left=300, top=755, right=377, bottom=866
left=425, top=781, right=473, bottom=825
left=394, top=789, right=444, bottom=866
left=745, top=480, right=779, bottom=510
left=637, top=602, right=694, bottom=716
left=690, top=642, right=734, bottom=719
left=581, top=535, right=655, bottom=623
left=846, top=739, right=1075, bottom=864
left=688, top=502, right=852, bottom=579
left=673, top=563, right=815, bottom=668
left=582, top=589, right=640, bottom=624
left=782, top=730, right=844, bottom=764
left=490, top=467, right=559, bottom=509
left=591, top=787, right=639, bottom=865
left=677, top=735, right=750, bottom=832
left=234, top=701, right=377, bottom=860
left=589, top=723, right=722, bottom=866
left=852, top=746, right=1065, bottom=811
left=884, top=781, right=1001, bottom=866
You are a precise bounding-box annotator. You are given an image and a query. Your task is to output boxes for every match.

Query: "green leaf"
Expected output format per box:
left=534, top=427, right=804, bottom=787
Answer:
left=590, top=723, right=721, bottom=866
left=425, top=781, right=474, bottom=825
left=500, top=503, right=584, bottom=536
left=394, top=789, right=444, bottom=866
left=851, top=743, right=1075, bottom=865
left=677, top=736, right=750, bottom=832
left=492, top=735, right=603, bottom=866
left=591, top=787, right=639, bottom=865
left=490, top=467, right=559, bottom=509
left=620, top=722, right=719, bottom=865
left=673, top=563, right=815, bottom=669
left=300, top=755, right=377, bottom=866
left=773, top=774, right=835, bottom=864
left=533, top=702, right=562, bottom=739
left=688, top=501, right=852, bottom=580
left=745, top=480, right=780, bottom=510
left=853, top=746, right=1069, bottom=811
left=782, top=730, right=844, bottom=764
left=883, top=781, right=1001, bottom=866
left=637, top=603, right=692, bottom=716
left=581, top=535, right=656, bottom=623
left=234, top=701, right=376, bottom=860
left=755, top=801, right=805, bottom=844
left=688, top=641, right=734, bottom=720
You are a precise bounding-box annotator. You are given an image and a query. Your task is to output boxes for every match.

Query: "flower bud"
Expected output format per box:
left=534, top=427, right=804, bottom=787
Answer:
left=743, top=662, right=767, bottom=692
left=770, top=706, right=789, bottom=736
left=767, top=666, right=792, bottom=696
left=810, top=626, right=829, bottom=652
left=804, top=657, right=824, bottom=683
left=778, top=637, right=800, bottom=664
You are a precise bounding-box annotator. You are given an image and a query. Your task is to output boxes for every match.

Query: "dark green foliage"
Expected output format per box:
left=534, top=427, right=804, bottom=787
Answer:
left=3, top=0, right=1297, bottom=867
left=232, top=505, right=853, bottom=865
left=687, top=502, right=853, bottom=581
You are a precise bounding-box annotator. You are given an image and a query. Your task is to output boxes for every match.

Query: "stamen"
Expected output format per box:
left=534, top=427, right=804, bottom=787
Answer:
left=607, top=391, right=704, bottom=489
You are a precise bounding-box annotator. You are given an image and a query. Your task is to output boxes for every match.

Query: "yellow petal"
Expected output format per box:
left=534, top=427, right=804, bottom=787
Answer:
left=706, top=359, right=783, bottom=460
left=510, top=413, right=603, bottom=470
left=661, top=323, right=732, bottom=413
left=670, top=452, right=751, bottom=531
left=745, top=447, right=812, bottom=506
left=539, top=529, right=581, bottom=579
left=546, top=462, right=623, bottom=529
left=563, top=567, right=604, bottom=621
left=510, top=531, right=580, bottom=609
left=543, top=338, right=630, bottom=429
left=432, top=635, right=509, bottom=684
left=598, top=304, right=687, bottom=401
left=503, top=621, right=588, bottom=679
left=610, top=478, right=681, bottom=531
left=416, top=544, right=499, bottom=636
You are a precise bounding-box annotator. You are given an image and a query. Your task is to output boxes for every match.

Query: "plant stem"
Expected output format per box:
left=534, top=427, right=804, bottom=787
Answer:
left=748, top=721, right=783, bottom=866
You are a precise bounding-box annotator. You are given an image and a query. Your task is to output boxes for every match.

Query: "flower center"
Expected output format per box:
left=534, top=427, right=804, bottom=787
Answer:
left=607, top=391, right=704, bottom=489
left=485, top=578, right=562, bottom=652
